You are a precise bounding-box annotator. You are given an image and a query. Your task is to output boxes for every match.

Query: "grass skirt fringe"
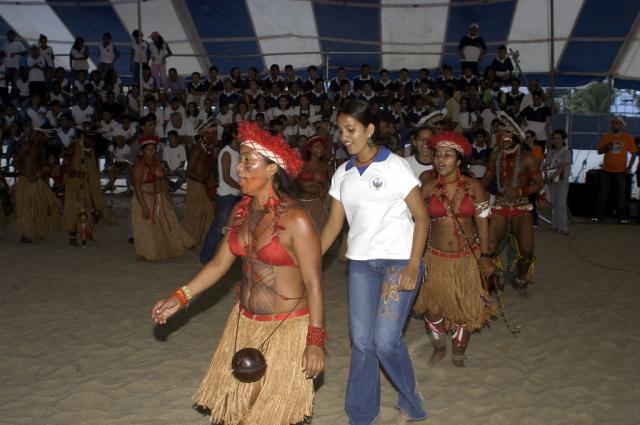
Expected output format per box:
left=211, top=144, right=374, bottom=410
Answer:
left=414, top=248, right=496, bottom=332
left=15, top=177, right=61, bottom=240
left=194, top=304, right=313, bottom=425
left=185, top=179, right=215, bottom=244
left=131, top=192, right=195, bottom=261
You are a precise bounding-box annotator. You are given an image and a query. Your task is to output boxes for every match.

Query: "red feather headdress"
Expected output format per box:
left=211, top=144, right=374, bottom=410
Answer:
left=428, top=132, right=472, bottom=158
left=238, top=121, right=304, bottom=177
left=138, top=135, right=160, bottom=146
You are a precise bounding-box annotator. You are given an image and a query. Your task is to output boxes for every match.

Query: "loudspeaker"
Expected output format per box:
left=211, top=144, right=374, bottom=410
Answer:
left=568, top=183, right=595, bottom=217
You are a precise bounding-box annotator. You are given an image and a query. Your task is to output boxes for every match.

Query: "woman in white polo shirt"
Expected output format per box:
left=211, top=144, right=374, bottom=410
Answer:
left=321, top=100, right=428, bottom=424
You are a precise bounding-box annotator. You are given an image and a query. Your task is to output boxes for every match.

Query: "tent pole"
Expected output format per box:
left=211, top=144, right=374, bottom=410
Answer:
left=549, top=0, right=556, bottom=109
left=137, top=0, right=144, bottom=117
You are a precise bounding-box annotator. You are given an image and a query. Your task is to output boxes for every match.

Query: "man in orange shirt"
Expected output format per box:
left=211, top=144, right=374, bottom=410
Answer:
left=593, top=117, right=637, bottom=223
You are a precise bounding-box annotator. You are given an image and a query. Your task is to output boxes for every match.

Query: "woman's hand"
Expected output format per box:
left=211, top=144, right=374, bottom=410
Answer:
left=479, top=256, right=493, bottom=278
left=302, top=345, right=325, bottom=379
left=151, top=296, right=181, bottom=325
left=397, top=263, right=420, bottom=291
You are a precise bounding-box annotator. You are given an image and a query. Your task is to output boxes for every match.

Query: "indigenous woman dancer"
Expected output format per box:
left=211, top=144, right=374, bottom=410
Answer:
left=152, top=121, right=326, bottom=425
left=481, top=113, right=544, bottom=295
left=131, top=135, right=195, bottom=261
left=413, top=132, right=496, bottom=367
left=14, top=129, right=61, bottom=242
left=62, top=131, right=115, bottom=246
left=321, top=100, right=428, bottom=424
left=185, top=134, right=216, bottom=243
left=298, top=135, right=330, bottom=231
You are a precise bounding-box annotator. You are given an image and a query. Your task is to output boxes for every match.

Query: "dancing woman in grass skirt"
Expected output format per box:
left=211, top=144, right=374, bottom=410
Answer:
left=152, top=121, right=326, bottom=425
left=413, top=132, right=496, bottom=367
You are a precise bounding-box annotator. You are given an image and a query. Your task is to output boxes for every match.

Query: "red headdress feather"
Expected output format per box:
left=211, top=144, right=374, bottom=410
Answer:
left=301, top=135, right=329, bottom=159
left=138, top=135, right=160, bottom=146
left=238, top=121, right=304, bottom=177
left=428, top=132, right=472, bottom=158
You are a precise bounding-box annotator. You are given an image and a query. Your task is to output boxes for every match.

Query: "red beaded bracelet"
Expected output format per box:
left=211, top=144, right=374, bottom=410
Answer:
left=306, top=325, right=328, bottom=347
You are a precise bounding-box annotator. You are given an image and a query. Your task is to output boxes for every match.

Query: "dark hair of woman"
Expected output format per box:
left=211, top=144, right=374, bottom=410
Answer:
left=72, top=37, right=84, bottom=50
left=153, top=34, right=165, bottom=50
left=338, top=99, right=375, bottom=127
left=552, top=129, right=567, bottom=139
left=222, top=122, right=239, bottom=147
left=268, top=163, right=300, bottom=198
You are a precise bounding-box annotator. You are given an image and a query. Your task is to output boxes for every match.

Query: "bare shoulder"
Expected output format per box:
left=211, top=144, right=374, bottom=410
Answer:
left=463, top=175, right=483, bottom=191
left=421, top=177, right=437, bottom=197
left=282, top=199, right=316, bottom=233
left=521, top=151, right=539, bottom=169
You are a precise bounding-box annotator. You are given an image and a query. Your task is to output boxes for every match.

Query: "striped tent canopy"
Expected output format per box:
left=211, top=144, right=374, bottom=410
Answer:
left=1, top=0, right=639, bottom=88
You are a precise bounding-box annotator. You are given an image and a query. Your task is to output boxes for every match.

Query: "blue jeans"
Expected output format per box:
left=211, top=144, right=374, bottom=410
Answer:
left=346, top=259, right=426, bottom=425
left=167, top=167, right=186, bottom=192
left=199, top=194, right=241, bottom=264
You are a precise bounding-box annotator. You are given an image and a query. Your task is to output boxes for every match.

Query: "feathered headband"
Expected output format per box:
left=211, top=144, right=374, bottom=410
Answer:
left=497, top=111, right=525, bottom=139
left=428, top=132, right=472, bottom=158
left=239, top=121, right=304, bottom=177
left=416, top=108, right=448, bottom=128
left=138, top=135, right=160, bottom=146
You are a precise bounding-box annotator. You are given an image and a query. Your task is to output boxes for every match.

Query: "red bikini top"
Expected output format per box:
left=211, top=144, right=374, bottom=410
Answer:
left=227, top=197, right=297, bottom=267
left=427, top=193, right=475, bottom=218
left=298, top=167, right=328, bottom=183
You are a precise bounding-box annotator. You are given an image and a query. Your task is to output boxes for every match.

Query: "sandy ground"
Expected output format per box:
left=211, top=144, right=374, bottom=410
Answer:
left=1, top=195, right=639, bottom=425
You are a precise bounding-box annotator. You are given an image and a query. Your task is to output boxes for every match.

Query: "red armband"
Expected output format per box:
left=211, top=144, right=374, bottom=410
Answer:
left=306, top=324, right=328, bottom=348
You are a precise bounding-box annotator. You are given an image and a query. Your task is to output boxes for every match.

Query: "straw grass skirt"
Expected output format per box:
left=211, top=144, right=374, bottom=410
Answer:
left=15, top=177, right=61, bottom=240
left=298, top=197, right=328, bottom=232
left=194, top=304, right=314, bottom=425
left=63, top=174, right=115, bottom=233
left=131, top=192, right=195, bottom=261
left=185, top=178, right=214, bottom=244
left=414, top=248, right=496, bottom=332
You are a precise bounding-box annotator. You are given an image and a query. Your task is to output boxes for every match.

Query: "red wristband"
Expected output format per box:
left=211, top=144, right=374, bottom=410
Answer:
left=172, top=286, right=191, bottom=307
left=306, top=324, right=328, bottom=347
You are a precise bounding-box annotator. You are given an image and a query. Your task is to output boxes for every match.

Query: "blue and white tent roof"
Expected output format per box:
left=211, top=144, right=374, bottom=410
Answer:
left=1, top=0, right=639, bottom=88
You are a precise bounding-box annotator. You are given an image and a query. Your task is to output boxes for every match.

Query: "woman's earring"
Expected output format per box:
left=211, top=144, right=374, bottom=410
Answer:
left=367, top=135, right=374, bottom=147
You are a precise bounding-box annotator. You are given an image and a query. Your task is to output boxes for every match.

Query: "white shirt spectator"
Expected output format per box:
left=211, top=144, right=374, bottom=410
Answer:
left=70, top=46, right=89, bottom=71
left=131, top=40, right=149, bottom=63
left=216, top=109, right=234, bottom=141
left=149, top=42, right=170, bottom=65
left=46, top=110, right=61, bottom=128
left=40, top=45, right=54, bottom=68
left=99, top=42, right=117, bottom=64
left=480, top=108, right=497, bottom=132
left=293, top=124, right=316, bottom=138
left=165, top=119, right=195, bottom=138
left=100, top=119, right=118, bottom=141
left=109, top=143, right=131, bottom=163
left=163, top=105, right=186, bottom=123
left=27, top=54, right=46, bottom=82
left=3, top=40, right=25, bottom=68
left=57, top=127, right=77, bottom=149
left=217, top=144, right=241, bottom=196
left=26, top=106, right=47, bottom=128
left=71, top=104, right=94, bottom=125
left=117, top=123, right=137, bottom=141
left=162, top=143, right=186, bottom=171
left=329, top=147, right=419, bottom=260
left=405, top=155, right=433, bottom=183
left=16, top=78, right=29, bottom=98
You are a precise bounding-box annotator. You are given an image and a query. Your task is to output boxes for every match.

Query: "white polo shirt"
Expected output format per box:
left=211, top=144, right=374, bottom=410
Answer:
left=405, top=154, right=433, bottom=183
left=329, top=147, right=419, bottom=260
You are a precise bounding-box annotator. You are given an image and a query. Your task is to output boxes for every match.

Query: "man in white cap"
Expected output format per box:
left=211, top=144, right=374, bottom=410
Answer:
left=458, top=23, right=486, bottom=75
left=593, top=116, right=637, bottom=223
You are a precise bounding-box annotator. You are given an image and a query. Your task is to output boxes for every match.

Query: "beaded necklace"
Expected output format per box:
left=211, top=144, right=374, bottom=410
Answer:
left=496, top=144, right=522, bottom=193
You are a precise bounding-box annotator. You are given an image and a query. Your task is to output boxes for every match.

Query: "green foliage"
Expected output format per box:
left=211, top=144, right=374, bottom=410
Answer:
left=560, top=82, right=614, bottom=114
